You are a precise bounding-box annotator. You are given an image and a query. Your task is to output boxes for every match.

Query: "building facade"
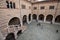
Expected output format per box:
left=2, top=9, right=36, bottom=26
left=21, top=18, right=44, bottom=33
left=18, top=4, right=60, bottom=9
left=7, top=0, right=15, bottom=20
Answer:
left=0, top=0, right=60, bottom=40
left=32, top=0, right=60, bottom=24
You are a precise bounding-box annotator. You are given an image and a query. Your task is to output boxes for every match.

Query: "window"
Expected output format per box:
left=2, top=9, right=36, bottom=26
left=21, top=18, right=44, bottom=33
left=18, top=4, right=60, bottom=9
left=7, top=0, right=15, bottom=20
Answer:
left=13, top=3, right=15, bottom=8
left=6, top=1, right=9, bottom=8
left=49, top=6, right=54, bottom=9
left=33, top=7, right=37, bottom=10
left=29, top=6, right=31, bottom=9
left=10, top=1, right=13, bottom=8
left=21, top=5, right=26, bottom=9
left=40, top=6, right=45, bottom=9
left=6, top=1, right=16, bottom=9
left=33, top=0, right=36, bottom=1
left=58, top=0, right=60, bottom=1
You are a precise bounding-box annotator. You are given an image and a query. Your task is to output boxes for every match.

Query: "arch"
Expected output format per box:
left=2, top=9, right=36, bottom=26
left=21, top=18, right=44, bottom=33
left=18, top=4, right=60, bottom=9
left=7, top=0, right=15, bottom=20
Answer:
left=55, top=15, right=60, bottom=23
left=39, top=14, right=44, bottom=21
left=5, top=33, right=15, bottom=40
left=17, top=30, right=22, bottom=36
left=8, top=17, right=20, bottom=25
left=32, top=14, right=37, bottom=20
left=23, top=15, right=27, bottom=25
left=29, top=14, right=31, bottom=21
left=46, top=14, right=53, bottom=22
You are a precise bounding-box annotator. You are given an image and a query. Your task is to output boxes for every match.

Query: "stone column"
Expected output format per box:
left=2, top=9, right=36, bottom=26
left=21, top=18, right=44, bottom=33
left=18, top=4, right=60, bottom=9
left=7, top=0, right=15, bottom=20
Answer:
left=20, top=17, right=23, bottom=26
left=27, top=15, right=29, bottom=24
left=28, top=14, right=32, bottom=24
left=44, top=16, right=46, bottom=22
left=14, top=32, right=18, bottom=39
left=37, top=15, right=39, bottom=21
left=52, top=17, right=55, bottom=24
left=31, top=14, right=33, bottom=21
left=30, top=14, right=32, bottom=23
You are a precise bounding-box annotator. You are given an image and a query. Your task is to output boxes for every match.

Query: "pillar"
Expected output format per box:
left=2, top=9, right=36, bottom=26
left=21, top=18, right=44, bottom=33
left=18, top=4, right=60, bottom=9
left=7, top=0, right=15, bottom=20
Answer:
left=31, top=14, right=33, bottom=21
left=44, top=16, right=46, bottom=22
left=20, top=17, right=23, bottom=26
left=52, top=17, right=55, bottom=24
left=27, top=15, right=29, bottom=24
left=37, top=15, right=39, bottom=21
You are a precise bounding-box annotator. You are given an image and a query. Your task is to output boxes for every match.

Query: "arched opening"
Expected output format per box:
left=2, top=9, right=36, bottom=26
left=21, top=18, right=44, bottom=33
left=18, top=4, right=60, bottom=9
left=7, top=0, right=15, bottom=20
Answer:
left=13, top=3, right=15, bottom=9
left=8, top=17, right=20, bottom=25
left=5, top=33, right=15, bottom=40
left=29, top=14, right=31, bottom=21
left=32, top=14, right=37, bottom=20
left=55, top=15, right=60, bottom=23
left=10, top=1, right=13, bottom=8
left=17, top=30, right=22, bottom=36
left=46, top=15, right=53, bottom=22
left=39, top=14, right=44, bottom=21
left=6, top=1, right=9, bottom=8
left=23, top=15, right=27, bottom=25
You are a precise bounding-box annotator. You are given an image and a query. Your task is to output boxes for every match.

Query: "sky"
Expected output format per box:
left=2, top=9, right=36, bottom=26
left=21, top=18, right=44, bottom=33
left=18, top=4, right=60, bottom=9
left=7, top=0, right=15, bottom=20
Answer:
left=38, top=0, right=44, bottom=1
left=37, top=0, right=47, bottom=1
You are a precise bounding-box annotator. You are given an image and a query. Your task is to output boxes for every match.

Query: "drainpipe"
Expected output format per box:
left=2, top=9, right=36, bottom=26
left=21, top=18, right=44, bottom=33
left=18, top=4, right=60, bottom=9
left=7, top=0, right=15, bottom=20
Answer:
left=53, top=1, right=59, bottom=24
left=31, top=3, right=33, bottom=21
left=19, top=0, right=23, bottom=26
left=37, top=3, right=39, bottom=22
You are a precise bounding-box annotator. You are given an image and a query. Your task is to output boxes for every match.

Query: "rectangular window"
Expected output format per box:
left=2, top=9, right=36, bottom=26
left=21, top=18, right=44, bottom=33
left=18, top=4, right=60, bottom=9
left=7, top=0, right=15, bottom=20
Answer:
left=49, top=6, right=54, bottom=9
left=33, top=7, right=37, bottom=10
left=21, top=5, right=26, bottom=9
left=33, top=0, right=36, bottom=1
left=40, top=6, right=45, bottom=9
left=29, top=6, right=31, bottom=9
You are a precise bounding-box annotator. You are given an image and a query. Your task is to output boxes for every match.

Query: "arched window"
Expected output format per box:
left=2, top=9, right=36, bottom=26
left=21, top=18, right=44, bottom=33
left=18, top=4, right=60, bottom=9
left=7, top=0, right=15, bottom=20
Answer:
left=55, top=15, right=60, bottom=23
left=46, top=14, right=53, bottom=22
left=13, top=3, right=15, bottom=8
left=10, top=1, right=13, bottom=8
left=6, top=1, right=9, bottom=8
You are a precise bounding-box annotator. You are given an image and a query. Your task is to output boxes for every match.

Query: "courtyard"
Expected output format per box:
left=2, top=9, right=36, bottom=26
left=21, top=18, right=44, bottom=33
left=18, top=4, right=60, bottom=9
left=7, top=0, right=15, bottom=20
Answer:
left=17, top=21, right=60, bottom=40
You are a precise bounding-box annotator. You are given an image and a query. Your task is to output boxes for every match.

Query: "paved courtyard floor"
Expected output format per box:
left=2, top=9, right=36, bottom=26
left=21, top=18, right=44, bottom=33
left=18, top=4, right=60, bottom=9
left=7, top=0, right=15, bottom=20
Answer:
left=17, top=21, right=60, bottom=40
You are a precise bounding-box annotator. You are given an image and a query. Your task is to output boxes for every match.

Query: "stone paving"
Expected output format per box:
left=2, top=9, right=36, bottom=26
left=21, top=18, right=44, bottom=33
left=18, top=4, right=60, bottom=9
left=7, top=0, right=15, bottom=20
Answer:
left=17, top=21, right=60, bottom=40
